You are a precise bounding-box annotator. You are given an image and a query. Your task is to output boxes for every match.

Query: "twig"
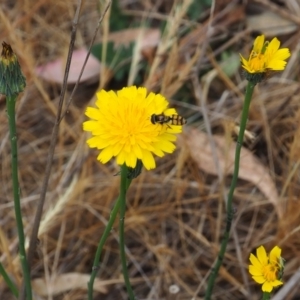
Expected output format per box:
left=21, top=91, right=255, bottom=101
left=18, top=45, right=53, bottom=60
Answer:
left=59, top=0, right=112, bottom=124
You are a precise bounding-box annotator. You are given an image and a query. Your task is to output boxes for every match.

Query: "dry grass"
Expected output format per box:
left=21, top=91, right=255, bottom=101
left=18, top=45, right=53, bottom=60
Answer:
left=1, top=0, right=300, bottom=299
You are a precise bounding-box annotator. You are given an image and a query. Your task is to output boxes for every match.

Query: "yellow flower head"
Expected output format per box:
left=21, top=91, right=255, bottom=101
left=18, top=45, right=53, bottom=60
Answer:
left=240, top=35, right=290, bottom=74
left=249, top=245, right=284, bottom=292
left=83, top=86, right=185, bottom=170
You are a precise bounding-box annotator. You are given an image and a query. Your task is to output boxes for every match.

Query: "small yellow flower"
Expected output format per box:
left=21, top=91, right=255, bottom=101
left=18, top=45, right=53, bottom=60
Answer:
left=83, top=86, right=184, bottom=170
left=240, top=35, right=290, bottom=74
left=249, top=245, right=284, bottom=292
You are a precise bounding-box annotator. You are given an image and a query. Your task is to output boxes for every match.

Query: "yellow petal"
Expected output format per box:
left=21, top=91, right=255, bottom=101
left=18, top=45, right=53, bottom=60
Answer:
left=164, top=108, right=177, bottom=116
left=249, top=253, right=261, bottom=268
left=97, top=147, right=114, bottom=163
left=87, top=136, right=110, bottom=149
left=249, top=265, right=262, bottom=276
left=112, top=142, right=124, bottom=156
left=154, top=139, right=176, bottom=153
left=252, top=275, right=266, bottom=284
left=162, top=133, right=177, bottom=142
left=83, top=120, right=98, bottom=132
left=257, top=246, right=268, bottom=266
left=271, top=280, right=283, bottom=287
left=272, top=48, right=291, bottom=60
left=132, top=144, right=143, bottom=159
left=269, top=246, right=281, bottom=264
left=253, top=35, right=265, bottom=53
left=262, top=281, right=273, bottom=292
left=125, top=151, right=137, bottom=168
left=240, top=55, right=252, bottom=73
left=151, top=147, right=164, bottom=157
left=267, top=60, right=287, bottom=70
left=141, top=149, right=156, bottom=170
left=86, top=136, right=102, bottom=148
left=167, top=126, right=182, bottom=134
left=116, top=150, right=126, bottom=166
left=266, top=37, right=280, bottom=55
left=85, top=107, right=101, bottom=120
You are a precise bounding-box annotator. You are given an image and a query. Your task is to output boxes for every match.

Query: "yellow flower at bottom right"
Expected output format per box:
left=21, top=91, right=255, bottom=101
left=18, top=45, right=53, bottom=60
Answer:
left=249, top=245, right=284, bottom=292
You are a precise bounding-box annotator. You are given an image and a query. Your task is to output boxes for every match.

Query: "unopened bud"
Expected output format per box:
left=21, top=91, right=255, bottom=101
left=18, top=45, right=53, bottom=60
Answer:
left=0, top=42, right=26, bottom=97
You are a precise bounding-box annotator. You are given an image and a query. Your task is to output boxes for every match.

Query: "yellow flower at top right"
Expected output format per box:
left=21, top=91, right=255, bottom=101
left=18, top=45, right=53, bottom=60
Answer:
left=240, top=35, right=290, bottom=74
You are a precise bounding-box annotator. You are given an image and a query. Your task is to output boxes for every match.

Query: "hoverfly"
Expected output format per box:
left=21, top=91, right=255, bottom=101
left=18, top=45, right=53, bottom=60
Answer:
left=150, top=114, right=187, bottom=126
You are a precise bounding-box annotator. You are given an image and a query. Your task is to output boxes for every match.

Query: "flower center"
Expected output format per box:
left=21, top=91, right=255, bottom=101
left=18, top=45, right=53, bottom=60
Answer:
left=262, top=264, right=278, bottom=281
left=249, top=51, right=265, bottom=72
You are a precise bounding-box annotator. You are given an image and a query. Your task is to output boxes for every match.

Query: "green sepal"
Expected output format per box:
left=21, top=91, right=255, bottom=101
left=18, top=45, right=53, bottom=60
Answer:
left=127, top=160, right=143, bottom=179
left=243, top=71, right=264, bottom=85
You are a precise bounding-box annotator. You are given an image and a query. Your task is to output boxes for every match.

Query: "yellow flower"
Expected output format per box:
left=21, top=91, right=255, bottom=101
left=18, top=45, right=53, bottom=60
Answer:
left=249, top=245, right=284, bottom=292
left=240, top=35, right=290, bottom=74
left=83, top=86, right=184, bottom=170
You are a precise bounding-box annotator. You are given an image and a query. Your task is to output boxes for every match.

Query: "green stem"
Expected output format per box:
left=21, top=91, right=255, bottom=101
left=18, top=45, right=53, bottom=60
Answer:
left=87, top=197, right=120, bottom=300
left=6, top=96, right=32, bottom=300
left=262, top=292, right=271, bottom=300
left=87, top=170, right=132, bottom=300
left=204, top=81, right=256, bottom=299
left=0, top=261, right=19, bottom=298
left=119, top=165, right=135, bottom=299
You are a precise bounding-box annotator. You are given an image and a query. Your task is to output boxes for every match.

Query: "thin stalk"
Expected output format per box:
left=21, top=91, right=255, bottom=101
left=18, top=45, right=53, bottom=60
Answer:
left=87, top=172, right=132, bottom=300
left=0, top=261, right=18, bottom=298
left=263, top=292, right=271, bottom=300
left=6, top=96, right=32, bottom=300
left=119, top=165, right=135, bottom=299
left=87, top=196, right=120, bottom=300
left=204, top=81, right=256, bottom=299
